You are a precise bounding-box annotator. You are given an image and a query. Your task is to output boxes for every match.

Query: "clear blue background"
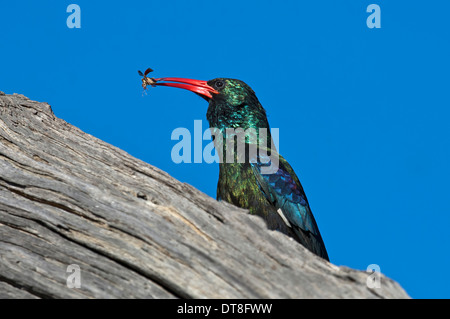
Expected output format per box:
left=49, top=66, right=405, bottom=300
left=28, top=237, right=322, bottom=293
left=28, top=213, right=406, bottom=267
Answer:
left=1, top=1, right=449, bottom=299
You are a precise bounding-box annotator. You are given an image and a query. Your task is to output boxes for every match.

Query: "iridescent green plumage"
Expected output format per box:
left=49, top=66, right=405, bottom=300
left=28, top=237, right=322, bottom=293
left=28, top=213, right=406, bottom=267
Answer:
left=206, top=78, right=329, bottom=260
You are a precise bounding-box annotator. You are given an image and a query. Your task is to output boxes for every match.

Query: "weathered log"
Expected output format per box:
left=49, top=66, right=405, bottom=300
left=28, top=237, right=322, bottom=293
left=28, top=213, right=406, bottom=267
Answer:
left=0, top=91, right=409, bottom=299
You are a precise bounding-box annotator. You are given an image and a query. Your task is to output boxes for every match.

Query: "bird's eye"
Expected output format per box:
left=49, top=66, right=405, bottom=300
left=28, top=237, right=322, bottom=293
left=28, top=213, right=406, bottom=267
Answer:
left=215, top=80, right=225, bottom=89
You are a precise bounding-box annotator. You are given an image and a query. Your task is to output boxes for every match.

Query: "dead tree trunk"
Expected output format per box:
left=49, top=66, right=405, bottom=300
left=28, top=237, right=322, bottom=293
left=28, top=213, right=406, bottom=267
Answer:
left=0, top=91, right=409, bottom=298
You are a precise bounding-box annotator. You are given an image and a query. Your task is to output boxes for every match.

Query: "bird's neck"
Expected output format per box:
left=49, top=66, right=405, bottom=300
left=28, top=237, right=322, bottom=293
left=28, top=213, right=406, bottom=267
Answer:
left=207, top=103, right=275, bottom=165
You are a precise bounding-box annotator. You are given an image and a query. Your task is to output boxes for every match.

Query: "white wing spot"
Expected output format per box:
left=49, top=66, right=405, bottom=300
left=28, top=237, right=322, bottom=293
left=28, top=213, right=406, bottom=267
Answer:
left=277, top=208, right=292, bottom=228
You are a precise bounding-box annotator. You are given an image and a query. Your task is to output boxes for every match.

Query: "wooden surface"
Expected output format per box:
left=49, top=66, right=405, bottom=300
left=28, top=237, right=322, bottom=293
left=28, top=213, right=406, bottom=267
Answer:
left=0, top=91, right=409, bottom=298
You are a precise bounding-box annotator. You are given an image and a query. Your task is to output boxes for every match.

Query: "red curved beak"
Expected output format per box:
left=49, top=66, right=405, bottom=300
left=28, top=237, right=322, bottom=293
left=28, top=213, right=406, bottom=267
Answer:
left=153, top=77, right=218, bottom=99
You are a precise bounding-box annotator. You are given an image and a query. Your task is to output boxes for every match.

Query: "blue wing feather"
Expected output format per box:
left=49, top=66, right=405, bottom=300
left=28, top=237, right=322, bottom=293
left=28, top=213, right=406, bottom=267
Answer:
left=250, top=154, right=319, bottom=235
left=249, top=150, right=329, bottom=260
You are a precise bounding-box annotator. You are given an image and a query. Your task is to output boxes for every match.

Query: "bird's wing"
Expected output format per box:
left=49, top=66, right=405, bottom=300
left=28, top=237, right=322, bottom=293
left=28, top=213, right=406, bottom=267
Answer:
left=250, top=152, right=329, bottom=260
left=250, top=154, right=317, bottom=234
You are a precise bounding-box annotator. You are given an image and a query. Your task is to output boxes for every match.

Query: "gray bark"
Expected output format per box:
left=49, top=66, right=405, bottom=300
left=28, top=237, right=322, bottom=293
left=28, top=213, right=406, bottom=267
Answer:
left=0, top=91, right=409, bottom=299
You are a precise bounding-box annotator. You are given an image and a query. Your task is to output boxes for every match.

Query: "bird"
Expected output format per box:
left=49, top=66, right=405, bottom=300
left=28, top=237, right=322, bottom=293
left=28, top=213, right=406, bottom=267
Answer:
left=151, top=76, right=329, bottom=261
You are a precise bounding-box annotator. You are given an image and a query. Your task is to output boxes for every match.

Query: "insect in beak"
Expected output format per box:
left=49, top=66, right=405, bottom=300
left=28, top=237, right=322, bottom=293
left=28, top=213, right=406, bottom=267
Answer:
left=138, top=67, right=158, bottom=94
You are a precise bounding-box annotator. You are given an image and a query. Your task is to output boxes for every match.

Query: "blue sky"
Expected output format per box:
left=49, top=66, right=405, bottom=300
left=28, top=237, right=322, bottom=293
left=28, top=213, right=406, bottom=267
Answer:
left=1, top=1, right=449, bottom=298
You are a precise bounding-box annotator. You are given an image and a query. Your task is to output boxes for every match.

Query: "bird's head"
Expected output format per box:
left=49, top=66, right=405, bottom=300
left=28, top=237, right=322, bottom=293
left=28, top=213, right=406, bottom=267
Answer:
left=153, top=77, right=268, bottom=131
